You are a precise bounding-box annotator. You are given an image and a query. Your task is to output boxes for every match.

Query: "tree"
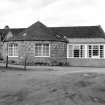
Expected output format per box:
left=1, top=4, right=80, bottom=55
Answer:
left=23, top=42, right=29, bottom=71
left=3, top=26, right=10, bottom=69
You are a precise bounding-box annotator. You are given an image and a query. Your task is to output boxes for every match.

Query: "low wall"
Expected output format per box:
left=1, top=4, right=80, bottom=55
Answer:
left=67, top=58, right=105, bottom=67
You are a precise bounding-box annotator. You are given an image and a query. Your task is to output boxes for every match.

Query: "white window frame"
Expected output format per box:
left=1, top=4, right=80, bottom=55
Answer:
left=87, top=44, right=104, bottom=59
left=8, top=43, right=18, bottom=57
left=67, top=44, right=86, bottom=59
left=67, top=44, right=105, bottom=59
left=35, top=43, right=50, bottom=57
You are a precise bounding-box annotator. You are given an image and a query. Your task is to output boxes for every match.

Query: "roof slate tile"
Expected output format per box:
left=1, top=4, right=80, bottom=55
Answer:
left=0, top=21, right=105, bottom=42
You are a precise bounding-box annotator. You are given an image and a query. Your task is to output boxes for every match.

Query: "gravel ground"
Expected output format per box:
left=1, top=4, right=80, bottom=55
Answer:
left=0, top=67, right=105, bottom=105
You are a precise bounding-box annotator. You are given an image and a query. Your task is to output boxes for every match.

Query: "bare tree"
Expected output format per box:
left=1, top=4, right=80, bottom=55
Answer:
left=3, top=26, right=10, bottom=69
left=23, top=42, right=29, bottom=71
left=24, top=55, right=28, bottom=70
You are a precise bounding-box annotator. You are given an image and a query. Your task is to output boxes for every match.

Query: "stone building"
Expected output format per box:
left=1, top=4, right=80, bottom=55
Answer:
left=0, top=21, right=105, bottom=67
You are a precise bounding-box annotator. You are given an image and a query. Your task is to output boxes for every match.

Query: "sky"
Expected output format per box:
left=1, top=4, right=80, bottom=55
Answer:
left=0, top=0, right=105, bottom=30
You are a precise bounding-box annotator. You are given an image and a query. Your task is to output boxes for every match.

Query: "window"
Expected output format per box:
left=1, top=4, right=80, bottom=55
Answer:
left=68, top=44, right=104, bottom=59
left=100, top=45, right=104, bottom=58
left=68, top=44, right=85, bottom=58
left=43, top=44, right=50, bottom=56
left=8, top=43, right=18, bottom=57
left=35, top=43, right=50, bottom=57
left=73, top=45, right=79, bottom=57
left=93, top=45, right=99, bottom=56
left=35, top=44, right=42, bottom=56
left=88, top=45, right=92, bottom=58
left=88, top=45, right=104, bottom=58
left=68, top=45, right=73, bottom=58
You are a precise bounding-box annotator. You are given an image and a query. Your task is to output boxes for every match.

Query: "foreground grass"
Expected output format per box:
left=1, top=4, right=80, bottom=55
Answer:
left=0, top=69, right=105, bottom=105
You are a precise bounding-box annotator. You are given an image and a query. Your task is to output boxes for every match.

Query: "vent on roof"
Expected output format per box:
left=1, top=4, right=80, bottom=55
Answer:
left=56, top=34, right=61, bottom=38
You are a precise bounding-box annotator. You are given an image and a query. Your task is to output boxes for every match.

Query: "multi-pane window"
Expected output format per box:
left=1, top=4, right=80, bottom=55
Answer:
left=88, top=45, right=104, bottom=58
left=43, top=44, right=50, bottom=56
left=100, top=45, right=104, bottom=58
left=73, top=45, right=80, bottom=57
left=8, top=43, right=18, bottom=57
left=35, top=44, right=42, bottom=56
left=68, top=45, right=73, bottom=58
left=68, top=44, right=104, bottom=59
left=35, top=43, right=50, bottom=57
left=68, top=44, right=85, bottom=58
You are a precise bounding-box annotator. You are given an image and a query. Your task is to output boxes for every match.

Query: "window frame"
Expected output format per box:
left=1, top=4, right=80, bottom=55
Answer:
left=67, top=44, right=105, bottom=59
left=35, top=43, right=50, bottom=57
left=8, top=43, right=18, bottom=57
left=87, top=44, right=104, bottom=59
left=67, top=44, right=85, bottom=58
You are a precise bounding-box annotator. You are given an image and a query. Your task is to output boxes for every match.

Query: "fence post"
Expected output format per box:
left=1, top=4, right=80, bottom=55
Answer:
left=6, top=42, right=8, bottom=68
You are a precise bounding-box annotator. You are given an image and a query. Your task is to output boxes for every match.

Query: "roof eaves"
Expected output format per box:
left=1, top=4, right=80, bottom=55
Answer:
left=6, top=39, right=67, bottom=42
left=98, top=25, right=105, bottom=39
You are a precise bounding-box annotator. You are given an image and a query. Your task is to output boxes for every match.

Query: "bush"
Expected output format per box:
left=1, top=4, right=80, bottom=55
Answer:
left=9, top=60, right=16, bottom=64
left=26, top=61, right=35, bottom=66
left=0, top=57, right=3, bottom=63
left=51, top=60, right=69, bottom=66
left=26, top=61, right=50, bottom=66
left=34, top=62, right=49, bottom=66
left=0, top=57, right=3, bottom=61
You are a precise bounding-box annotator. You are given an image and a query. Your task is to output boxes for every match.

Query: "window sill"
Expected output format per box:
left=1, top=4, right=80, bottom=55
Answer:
left=67, top=57, right=105, bottom=59
left=8, top=56, right=18, bottom=57
left=34, top=56, right=50, bottom=57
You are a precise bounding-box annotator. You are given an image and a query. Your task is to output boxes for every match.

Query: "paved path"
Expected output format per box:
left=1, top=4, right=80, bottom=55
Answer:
left=0, top=63, right=105, bottom=74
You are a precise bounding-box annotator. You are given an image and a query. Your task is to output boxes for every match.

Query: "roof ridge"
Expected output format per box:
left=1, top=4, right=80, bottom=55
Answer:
left=7, top=21, right=67, bottom=42
left=0, top=25, right=101, bottom=29
left=48, top=25, right=100, bottom=28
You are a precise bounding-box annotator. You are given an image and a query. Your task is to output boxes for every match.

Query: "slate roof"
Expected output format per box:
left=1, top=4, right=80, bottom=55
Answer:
left=0, top=28, right=25, bottom=41
left=8, top=21, right=66, bottom=42
left=49, top=26, right=105, bottom=38
left=0, top=21, right=105, bottom=42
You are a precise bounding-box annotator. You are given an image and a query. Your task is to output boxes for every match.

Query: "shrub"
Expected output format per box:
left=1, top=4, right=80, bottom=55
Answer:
left=9, top=60, right=16, bottom=64
left=51, top=60, right=58, bottom=66
left=51, top=60, right=69, bottom=66
left=34, top=62, right=49, bottom=66
left=0, top=57, right=3, bottom=61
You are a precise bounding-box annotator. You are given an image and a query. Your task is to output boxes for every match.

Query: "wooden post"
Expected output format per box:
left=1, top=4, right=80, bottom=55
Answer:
left=6, top=42, right=8, bottom=68
left=6, top=55, right=8, bottom=68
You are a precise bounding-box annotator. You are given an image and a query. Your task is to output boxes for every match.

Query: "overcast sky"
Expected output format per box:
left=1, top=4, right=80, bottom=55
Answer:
left=0, top=0, right=105, bottom=30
